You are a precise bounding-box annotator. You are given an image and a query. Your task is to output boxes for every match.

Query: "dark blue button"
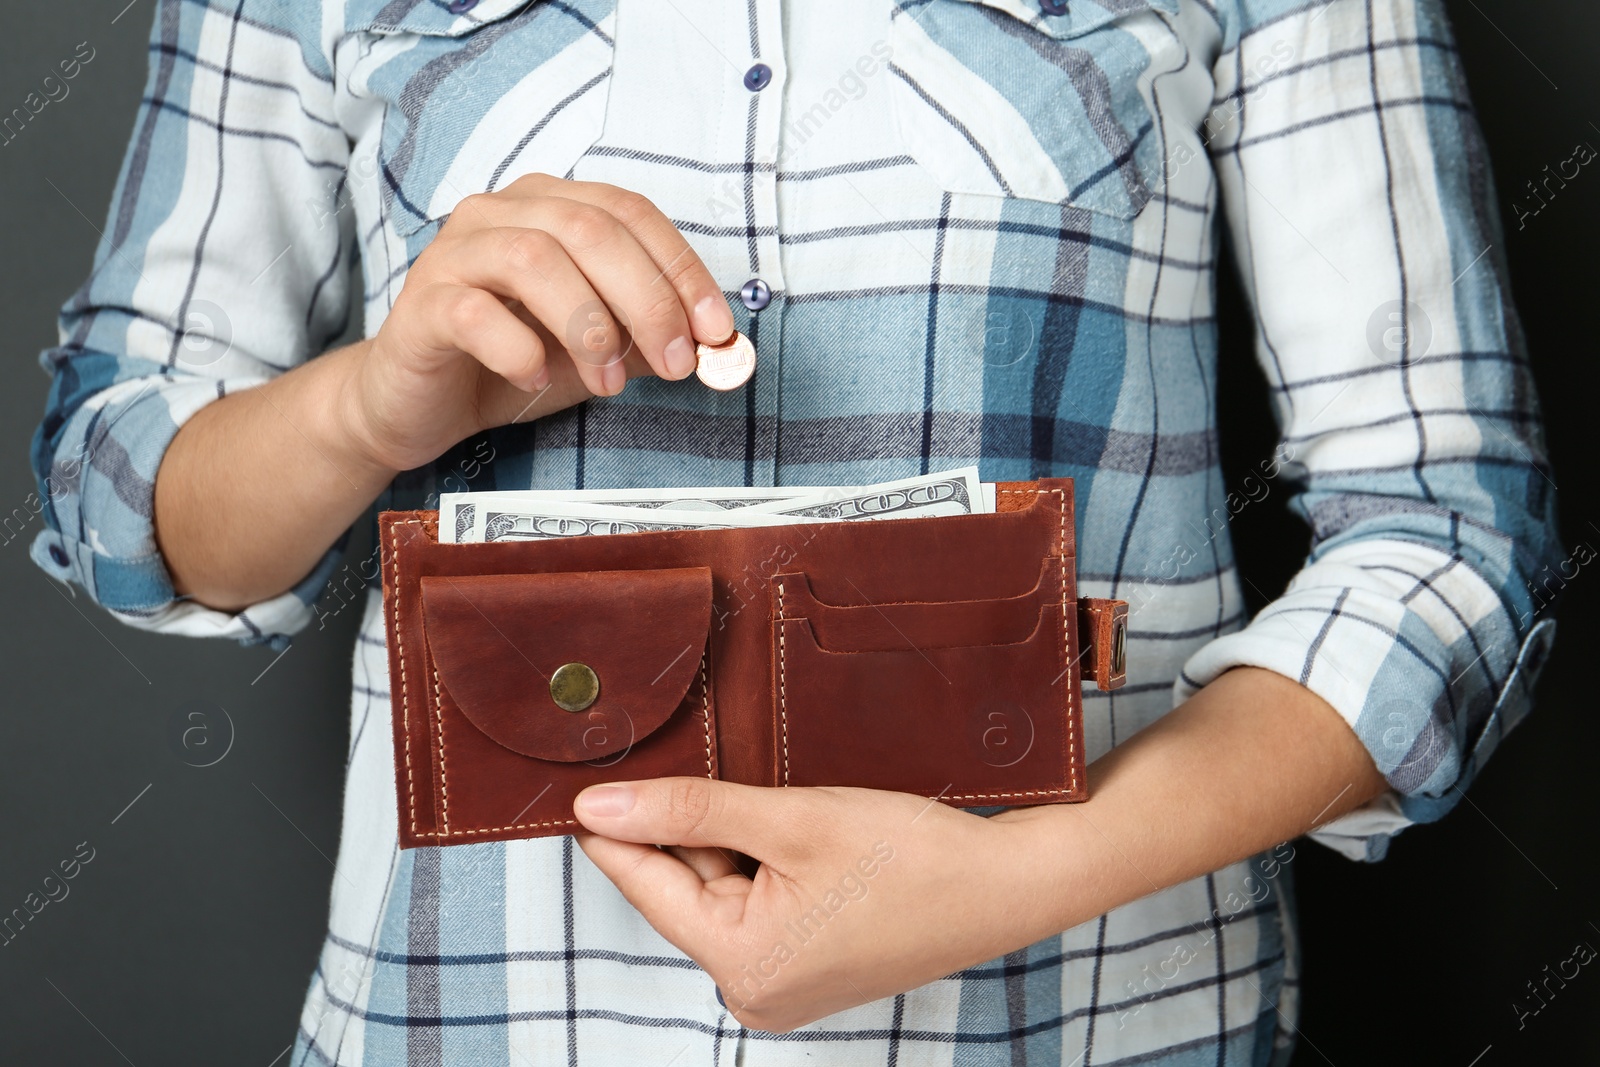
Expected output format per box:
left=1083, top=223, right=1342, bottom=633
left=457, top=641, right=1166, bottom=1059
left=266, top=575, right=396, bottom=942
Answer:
left=1040, top=0, right=1068, bottom=14
left=740, top=278, right=772, bottom=311
left=714, top=986, right=727, bottom=1008
left=743, top=63, right=772, bottom=92
left=447, top=0, right=479, bottom=14
left=48, top=543, right=69, bottom=567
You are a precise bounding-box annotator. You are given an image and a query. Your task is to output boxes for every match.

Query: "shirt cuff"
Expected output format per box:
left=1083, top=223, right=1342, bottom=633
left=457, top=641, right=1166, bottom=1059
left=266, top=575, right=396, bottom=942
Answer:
left=31, top=374, right=344, bottom=648
left=1176, top=539, right=1556, bottom=862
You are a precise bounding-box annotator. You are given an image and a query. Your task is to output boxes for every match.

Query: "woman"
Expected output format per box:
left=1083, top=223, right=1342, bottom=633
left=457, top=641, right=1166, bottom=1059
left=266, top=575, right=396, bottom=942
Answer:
left=31, top=0, right=1558, bottom=1062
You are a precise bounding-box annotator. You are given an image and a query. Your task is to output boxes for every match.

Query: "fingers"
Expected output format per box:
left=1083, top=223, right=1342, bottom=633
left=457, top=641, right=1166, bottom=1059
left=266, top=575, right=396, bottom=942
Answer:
left=439, top=227, right=625, bottom=396
left=415, top=176, right=741, bottom=399
left=573, top=778, right=822, bottom=860
left=444, top=179, right=737, bottom=385
left=575, top=835, right=717, bottom=947
left=406, top=282, right=548, bottom=391
left=510, top=196, right=697, bottom=383
left=666, top=844, right=743, bottom=882
left=564, top=180, right=735, bottom=344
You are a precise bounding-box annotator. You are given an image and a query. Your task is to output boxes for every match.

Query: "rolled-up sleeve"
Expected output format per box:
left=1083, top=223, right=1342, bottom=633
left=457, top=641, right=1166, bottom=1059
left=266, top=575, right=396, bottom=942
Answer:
left=29, top=0, right=355, bottom=646
left=1180, top=0, right=1562, bottom=859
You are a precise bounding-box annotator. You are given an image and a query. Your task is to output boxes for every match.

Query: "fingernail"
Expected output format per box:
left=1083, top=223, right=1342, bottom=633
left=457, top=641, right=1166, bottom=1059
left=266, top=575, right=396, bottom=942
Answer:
left=577, top=785, right=634, bottom=818
left=601, top=361, right=626, bottom=395
left=694, top=295, right=734, bottom=344
left=664, top=335, right=696, bottom=379
left=531, top=365, right=550, bottom=391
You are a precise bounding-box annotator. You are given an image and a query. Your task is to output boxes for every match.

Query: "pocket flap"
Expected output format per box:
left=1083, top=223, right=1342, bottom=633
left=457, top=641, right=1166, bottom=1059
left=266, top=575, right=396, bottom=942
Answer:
left=938, top=0, right=1177, bottom=39
left=358, top=0, right=535, bottom=37
left=358, top=0, right=616, bottom=237
left=772, top=556, right=1059, bottom=652
left=419, top=567, right=711, bottom=762
left=890, top=0, right=1176, bottom=215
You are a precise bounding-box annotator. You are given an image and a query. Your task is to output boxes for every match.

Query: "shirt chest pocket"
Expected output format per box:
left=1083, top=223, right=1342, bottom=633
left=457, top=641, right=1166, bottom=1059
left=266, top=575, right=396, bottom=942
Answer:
left=887, top=0, right=1180, bottom=219
left=348, top=0, right=618, bottom=238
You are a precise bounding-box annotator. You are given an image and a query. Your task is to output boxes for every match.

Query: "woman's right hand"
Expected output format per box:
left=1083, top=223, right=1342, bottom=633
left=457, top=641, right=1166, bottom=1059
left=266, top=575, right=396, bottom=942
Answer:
left=338, top=173, right=736, bottom=473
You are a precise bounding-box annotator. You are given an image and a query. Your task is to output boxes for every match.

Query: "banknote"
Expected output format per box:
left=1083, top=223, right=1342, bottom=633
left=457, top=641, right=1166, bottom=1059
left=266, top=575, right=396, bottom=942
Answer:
left=440, top=498, right=479, bottom=545
left=440, top=486, right=819, bottom=544
left=444, top=467, right=993, bottom=544
left=474, top=501, right=808, bottom=543
left=739, top=466, right=985, bottom=521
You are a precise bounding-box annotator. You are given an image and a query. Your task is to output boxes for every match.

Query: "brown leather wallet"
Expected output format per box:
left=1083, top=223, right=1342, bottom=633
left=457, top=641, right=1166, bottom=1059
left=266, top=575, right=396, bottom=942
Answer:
left=380, top=477, right=1126, bottom=848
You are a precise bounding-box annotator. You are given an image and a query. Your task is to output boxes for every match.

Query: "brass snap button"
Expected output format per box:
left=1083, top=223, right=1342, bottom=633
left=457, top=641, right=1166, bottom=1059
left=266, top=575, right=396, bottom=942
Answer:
left=550, top=662, right=600, bottom=713
left=1110, top=619, right=1127, bottom=677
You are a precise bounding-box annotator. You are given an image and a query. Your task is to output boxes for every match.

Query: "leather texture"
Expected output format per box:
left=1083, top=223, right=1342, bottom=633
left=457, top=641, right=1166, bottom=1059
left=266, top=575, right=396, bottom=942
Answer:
left=380, top=478, right=1126, bottom=848
left=420, top=567, right=713, bottom=762
left=1077, top=598, right=1130, bottom=691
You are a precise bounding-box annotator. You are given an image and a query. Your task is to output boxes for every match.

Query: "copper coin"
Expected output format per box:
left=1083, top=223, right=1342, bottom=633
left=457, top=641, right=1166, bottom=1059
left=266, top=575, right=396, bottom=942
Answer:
left=695, top=332, right=757, bottom=391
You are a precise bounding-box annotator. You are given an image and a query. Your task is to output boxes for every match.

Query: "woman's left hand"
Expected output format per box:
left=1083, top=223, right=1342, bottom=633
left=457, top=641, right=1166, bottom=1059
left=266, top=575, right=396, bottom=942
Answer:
left=572, top=669, right=1394, bottom=1034
left=572, top=777, right=1063, bottom=1033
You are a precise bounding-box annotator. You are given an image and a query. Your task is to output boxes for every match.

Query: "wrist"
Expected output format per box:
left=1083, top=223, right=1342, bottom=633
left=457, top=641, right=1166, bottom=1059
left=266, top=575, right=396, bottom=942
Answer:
left=991, top=803, right=1137, bottom=939
left=991, top=667, right=1389, bottom=942
left=314, top=340, right=405, bottom=484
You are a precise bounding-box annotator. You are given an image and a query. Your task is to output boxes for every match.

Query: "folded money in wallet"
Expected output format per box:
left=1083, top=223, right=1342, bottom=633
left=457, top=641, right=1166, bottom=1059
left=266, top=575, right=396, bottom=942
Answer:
left=379, top=477, right=1127, bottom=847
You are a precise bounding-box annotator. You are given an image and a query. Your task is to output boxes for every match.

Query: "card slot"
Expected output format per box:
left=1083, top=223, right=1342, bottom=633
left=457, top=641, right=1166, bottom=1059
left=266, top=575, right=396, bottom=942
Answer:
left=772, top=557, right=1063, bottom=653
left=779, top=554, right=1058, bottom=609
left=772, top=608, right=1080, bottom=802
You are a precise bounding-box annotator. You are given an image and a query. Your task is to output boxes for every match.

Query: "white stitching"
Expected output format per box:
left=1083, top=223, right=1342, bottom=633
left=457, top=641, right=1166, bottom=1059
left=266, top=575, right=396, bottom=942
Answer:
left=777, top=581, right=790, bottom=787
left=432, top=661, right=450, bottom=833
left=1060, top=496, right=1073, bottom=793
left=997, top=488, right=1076, bottom=796
left=699, top=649, right=715, bottom=779
left=940, top=789, right=1073, bottom=801
left=390, top=520, right=419, bottom=835
left=416, top=818, right=578, bottom=837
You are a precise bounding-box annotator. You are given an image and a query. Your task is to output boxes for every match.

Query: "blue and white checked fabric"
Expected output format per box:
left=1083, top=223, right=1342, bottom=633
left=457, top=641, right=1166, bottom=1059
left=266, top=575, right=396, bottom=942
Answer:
left=30, top=0, right=1560, bottom=1062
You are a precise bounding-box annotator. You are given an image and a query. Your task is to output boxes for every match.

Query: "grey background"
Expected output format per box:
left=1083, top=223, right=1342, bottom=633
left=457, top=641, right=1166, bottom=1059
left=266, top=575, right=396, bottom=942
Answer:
left=0, top=2, right=1594, bottom=1063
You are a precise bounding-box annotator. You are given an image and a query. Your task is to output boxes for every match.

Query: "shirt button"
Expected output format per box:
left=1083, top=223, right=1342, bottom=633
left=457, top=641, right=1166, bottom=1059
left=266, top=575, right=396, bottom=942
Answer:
left=743, top=63, right=773, bottom=92
left=740, top=278, right=772, bottom=311
left=1040, top=0, right=1068, bottom=14
left=447, top=0, right=479, bottom=13
left=48, top=543, right=69, bottom=567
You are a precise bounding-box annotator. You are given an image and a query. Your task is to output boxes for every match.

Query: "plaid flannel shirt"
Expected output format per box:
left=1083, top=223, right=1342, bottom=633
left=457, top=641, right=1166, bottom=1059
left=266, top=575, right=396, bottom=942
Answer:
left=29, top=0, right=1559, bottom=1063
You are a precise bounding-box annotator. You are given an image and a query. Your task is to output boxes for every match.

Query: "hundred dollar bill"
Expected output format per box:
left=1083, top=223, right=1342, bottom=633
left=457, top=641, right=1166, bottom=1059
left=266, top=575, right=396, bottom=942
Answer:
left=440, top=498, right=479, bottom=545
left=440, top=486, right=821, bottom=543
left=444, top=467, right=993, bottom=543
left=474, top=500, right=808, bottom=543
left=740, top=466, right=986, bottom=521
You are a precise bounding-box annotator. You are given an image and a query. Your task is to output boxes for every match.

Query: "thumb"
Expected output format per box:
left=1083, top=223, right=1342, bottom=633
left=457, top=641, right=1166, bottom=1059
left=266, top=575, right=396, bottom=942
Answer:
left=573, top=777, right=801, bottom=858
